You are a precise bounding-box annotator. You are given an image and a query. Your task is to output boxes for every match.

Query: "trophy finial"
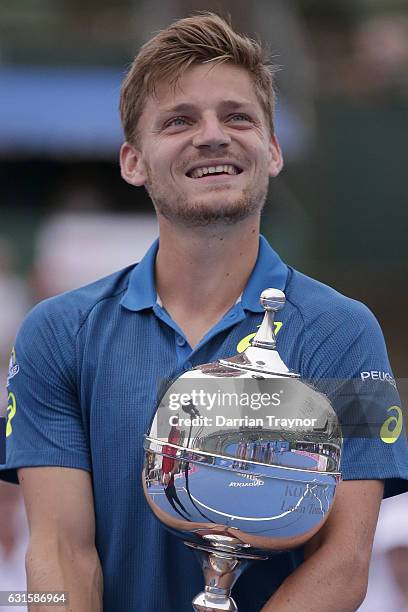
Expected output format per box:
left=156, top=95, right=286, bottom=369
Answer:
left=259, top=288, right=285, bottom=312
left=251, top=288, right=284, bottom=350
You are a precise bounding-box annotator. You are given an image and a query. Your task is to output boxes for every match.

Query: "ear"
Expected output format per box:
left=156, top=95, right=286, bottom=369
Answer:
left=268, top=134, right=284, bottom=178
left=120, top=142, right=147, bottom=186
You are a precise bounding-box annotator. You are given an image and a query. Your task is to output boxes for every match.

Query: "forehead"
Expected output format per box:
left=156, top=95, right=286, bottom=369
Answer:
left=143, top=63, right=262, bottom=118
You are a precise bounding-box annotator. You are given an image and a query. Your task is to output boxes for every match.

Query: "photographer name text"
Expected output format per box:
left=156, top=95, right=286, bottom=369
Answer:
left=168, top=415, right=318, bottom=428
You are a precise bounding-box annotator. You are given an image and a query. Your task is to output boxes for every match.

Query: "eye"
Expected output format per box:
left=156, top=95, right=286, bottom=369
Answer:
left=164, top=116, right=189, bottom=129
left=228, top=113, right=252, bottom=123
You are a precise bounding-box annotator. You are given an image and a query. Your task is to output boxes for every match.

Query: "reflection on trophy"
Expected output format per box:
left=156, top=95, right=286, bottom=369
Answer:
left=143, top=289, right=342, bottom=611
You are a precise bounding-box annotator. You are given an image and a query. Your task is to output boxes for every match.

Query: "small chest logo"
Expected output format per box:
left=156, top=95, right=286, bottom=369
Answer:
left=6, top=347, right=19, bottom=387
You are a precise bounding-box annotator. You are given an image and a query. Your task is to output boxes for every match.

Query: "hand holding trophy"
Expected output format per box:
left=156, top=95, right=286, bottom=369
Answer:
left=143, top=289, right=342, bottom=611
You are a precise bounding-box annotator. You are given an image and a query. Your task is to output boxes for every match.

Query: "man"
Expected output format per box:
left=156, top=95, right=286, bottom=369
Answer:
left=1, top=13, right=408, bottom=612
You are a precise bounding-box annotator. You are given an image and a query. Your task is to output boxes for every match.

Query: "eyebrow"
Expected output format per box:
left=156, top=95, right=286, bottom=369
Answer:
left=159, top=99, right=257, bottom=115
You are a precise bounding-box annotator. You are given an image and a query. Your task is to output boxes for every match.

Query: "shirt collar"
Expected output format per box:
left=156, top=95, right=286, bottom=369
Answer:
left=120, top=234, right=288, bottom=313
left=240, top=235, right=288, bottom=312
left=120, top=238, right=158, bottom=311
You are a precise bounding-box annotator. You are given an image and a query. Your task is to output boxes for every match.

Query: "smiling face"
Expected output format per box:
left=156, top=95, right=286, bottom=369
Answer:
left=120, top=63, right=283, bottom=227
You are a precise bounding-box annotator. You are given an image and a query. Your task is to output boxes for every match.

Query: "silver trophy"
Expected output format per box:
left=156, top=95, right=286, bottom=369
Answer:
left=143, top=289, right=342, bottom=611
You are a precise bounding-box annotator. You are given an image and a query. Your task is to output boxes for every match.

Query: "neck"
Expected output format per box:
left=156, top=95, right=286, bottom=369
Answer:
left=155, top=216, right=260, bottom=345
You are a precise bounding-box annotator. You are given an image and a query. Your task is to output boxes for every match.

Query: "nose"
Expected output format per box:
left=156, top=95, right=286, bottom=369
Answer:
left=192, top=115, right=231, bottom=150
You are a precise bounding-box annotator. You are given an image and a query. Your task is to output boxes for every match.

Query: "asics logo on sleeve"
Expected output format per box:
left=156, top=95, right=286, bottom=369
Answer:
left=6, top=392, right=17, bottom=437
left=380, top=405, right=403, bottom=444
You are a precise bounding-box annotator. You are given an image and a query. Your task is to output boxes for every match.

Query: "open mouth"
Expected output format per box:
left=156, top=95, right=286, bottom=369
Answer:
left=186, top=164, right=243, bottom=179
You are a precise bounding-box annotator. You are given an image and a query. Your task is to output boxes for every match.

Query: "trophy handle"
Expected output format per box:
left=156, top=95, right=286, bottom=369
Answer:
left=186, top=542, right=266, bottom=611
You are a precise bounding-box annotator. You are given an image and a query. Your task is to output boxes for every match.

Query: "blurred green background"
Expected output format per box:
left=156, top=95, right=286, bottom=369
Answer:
left=0, top=0, right=407, bottom=381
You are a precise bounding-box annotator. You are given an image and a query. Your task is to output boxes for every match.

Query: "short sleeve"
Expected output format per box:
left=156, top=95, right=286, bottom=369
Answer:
left=303, top=300, right=408, bottom=498
left=0, top=298, right=91, bottom=484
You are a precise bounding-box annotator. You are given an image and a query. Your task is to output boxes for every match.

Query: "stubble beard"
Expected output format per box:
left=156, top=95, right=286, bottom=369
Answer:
left=144, top=164, right=269, bottom=228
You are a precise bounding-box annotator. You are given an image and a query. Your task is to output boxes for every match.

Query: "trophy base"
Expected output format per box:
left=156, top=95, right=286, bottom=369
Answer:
left=192, top=587, right=237, bottom=611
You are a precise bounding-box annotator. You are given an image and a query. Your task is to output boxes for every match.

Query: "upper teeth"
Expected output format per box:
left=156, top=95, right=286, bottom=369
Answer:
left=189, top=164, right=239, bottom=178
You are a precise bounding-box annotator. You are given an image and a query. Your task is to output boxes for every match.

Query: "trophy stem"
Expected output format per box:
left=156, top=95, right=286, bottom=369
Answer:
left=186, top=542, right=264, bottom=611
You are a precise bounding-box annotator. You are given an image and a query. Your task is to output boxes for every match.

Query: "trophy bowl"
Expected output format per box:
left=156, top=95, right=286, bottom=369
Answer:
left=143, top=289, right=342, bottom=611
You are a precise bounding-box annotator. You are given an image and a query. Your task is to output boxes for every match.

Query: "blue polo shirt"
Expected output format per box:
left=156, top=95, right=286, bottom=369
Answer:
left=1, top=236, right=407, bottom=612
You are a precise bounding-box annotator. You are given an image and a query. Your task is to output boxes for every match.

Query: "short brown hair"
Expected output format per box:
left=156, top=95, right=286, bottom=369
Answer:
left=120, top=12, right=278, bottom=144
